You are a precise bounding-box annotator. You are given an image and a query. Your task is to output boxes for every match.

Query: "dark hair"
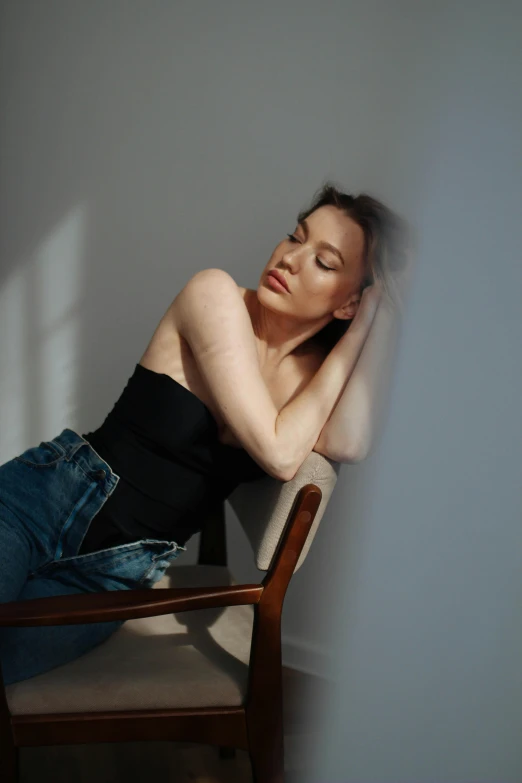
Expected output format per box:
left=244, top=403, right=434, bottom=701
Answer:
left=298, top=181, right=410, bottom=353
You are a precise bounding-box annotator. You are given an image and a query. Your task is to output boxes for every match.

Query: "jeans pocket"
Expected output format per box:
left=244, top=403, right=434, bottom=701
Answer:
left=14, top=440, right=65, bottom=468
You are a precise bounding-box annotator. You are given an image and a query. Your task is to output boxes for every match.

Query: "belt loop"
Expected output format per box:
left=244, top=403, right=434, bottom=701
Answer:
left=65, top=440, right=86, bottom=462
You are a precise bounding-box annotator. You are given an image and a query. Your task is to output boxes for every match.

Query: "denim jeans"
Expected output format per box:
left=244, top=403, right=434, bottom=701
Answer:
left=0, top=428, right=186, bottom=686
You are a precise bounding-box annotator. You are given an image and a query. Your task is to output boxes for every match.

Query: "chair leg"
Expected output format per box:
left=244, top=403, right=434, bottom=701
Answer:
left=247, top=700, right=285, bottom=783
left=248, top=730, right=284, bottom=783
left=0, top=741, right=18, bottom=783
left=1, top=664, right=18, bottom=783
left=218, top=745, right=236, bottom=759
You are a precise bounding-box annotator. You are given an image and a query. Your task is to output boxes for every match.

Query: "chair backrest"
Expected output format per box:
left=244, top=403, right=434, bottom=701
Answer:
left=227, top=452, right=340, bottom=572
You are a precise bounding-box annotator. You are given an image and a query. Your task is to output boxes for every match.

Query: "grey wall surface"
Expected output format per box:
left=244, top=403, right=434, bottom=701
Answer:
left=1, top=2, right=520, bottom=781
left=303, top=3, right=522, bottom=782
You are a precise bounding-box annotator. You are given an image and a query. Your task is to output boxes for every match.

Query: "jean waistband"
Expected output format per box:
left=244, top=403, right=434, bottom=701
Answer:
left=50, top=428, right=120, bottom=497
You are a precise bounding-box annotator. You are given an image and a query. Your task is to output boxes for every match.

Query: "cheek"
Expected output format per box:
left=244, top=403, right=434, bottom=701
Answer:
left=304, top=278, right=327, bottom=295
left=297, top=284, right=339, bottom=320
left=301, top=270, right=337, bottom=298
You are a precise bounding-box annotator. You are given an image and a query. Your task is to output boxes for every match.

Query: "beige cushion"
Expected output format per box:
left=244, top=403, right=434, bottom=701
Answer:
left=228, top=451, right=340, bottom=571
left=6, top=565, right=253, bottom=716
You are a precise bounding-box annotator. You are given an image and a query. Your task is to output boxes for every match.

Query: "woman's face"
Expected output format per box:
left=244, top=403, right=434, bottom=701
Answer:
left=258, top=205, right=367, bottom=325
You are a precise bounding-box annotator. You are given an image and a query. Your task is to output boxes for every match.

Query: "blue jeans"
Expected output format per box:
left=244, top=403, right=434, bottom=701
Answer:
left=0, top=428, right=186, bottom=686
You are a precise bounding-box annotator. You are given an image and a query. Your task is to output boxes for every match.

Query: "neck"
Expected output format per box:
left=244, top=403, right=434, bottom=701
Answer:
left=244, top=289, right=331, bottom=369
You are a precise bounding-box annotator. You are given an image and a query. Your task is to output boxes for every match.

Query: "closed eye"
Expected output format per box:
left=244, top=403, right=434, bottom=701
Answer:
left=286, top=233, right=335, bottom=271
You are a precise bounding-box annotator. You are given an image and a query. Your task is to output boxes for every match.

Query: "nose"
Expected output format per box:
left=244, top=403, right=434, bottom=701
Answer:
left=281, top=245, right=301, bottom=268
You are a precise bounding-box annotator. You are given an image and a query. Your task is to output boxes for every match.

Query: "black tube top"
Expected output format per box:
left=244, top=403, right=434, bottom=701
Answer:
left=78, top=363, right=267, bottom=555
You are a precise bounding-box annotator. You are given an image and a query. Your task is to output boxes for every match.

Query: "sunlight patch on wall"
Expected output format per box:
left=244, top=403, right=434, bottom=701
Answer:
left=0, top=204, right=87, bottom=461
left=0, top=270, right=28, bottom=460
left=33, top=204, right=87, bottom=437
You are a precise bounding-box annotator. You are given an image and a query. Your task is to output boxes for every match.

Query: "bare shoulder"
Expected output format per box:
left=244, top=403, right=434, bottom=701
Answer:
left=186, top=267, right=234, bottom=282
left=182, top=267, right=240, bottom=294
left=172, top=268, right=246, bottom=319
left=139, top=269, right=244, bottom=390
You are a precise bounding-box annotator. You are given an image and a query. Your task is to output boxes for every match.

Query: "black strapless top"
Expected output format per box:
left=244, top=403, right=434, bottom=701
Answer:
left=78, top=363, right=267, bottom=555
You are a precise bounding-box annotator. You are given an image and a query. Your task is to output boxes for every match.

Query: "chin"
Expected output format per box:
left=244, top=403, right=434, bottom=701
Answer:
left=256, top=283, right=285, bottom=311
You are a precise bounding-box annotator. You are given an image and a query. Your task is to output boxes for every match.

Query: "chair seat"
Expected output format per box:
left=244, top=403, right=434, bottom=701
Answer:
left=6, top=565, right=254, bottom=716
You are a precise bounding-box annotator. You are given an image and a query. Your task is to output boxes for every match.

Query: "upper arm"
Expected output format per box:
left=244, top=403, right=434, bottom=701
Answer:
left=173, top=269, right=284, bottom=480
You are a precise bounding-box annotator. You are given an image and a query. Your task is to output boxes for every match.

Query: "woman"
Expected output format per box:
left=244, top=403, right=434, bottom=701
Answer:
left=0, top=182, right=408, bottom=685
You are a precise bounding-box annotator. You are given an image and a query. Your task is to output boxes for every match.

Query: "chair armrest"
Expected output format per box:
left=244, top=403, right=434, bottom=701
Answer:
left=0, top=584, right=263, bottom=627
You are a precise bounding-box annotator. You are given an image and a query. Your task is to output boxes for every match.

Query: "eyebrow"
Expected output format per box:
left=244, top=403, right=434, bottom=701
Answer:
left=298, top=218, right=346, bottom=267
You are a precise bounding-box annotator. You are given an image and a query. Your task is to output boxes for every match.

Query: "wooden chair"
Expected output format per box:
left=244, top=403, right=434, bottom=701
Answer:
left=0, top=451, right=339, bottom=783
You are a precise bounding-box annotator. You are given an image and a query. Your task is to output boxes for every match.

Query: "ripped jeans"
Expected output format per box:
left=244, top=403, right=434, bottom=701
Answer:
left=0, top=428, right=185, bottom=685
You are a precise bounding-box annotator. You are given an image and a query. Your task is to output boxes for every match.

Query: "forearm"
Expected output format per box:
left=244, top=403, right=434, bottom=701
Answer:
left=274, top=320, right=374, bottom=480
left=316, top=298, right=400, bottom=463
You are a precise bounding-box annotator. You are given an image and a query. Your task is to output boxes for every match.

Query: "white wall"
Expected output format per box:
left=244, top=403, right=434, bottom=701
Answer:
left=1, top=2, right=520, bottom=781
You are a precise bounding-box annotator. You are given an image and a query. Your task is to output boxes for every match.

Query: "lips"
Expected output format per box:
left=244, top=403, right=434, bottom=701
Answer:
left=268, top=270, right=290, bottom=292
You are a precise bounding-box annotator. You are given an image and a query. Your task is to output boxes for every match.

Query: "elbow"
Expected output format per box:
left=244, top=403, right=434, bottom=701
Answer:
left=340, top=449, right=367, bottom=465
left=274, top=463, right=295, bottom=483
left=263, top=455, right=292, bottom=482
left=269, top=440, right=299, bottom=482
left=324, top=436, right=370, bottom=465
left=271, top=455, right=297, bottom=483
left=273, top=436, right=370, bottom=480
left=279, top=467, right=296, bottom=483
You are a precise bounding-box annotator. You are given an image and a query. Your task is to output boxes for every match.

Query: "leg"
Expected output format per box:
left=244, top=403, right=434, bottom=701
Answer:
left=0, top=500, right=117, bottom=686
left=0, top=575, right=124, bottom=687
left=0, top=435, right=134, bottom=686
left=0, top=539, right=184, bottom=686
left=0, top=502, right=34, bottom=605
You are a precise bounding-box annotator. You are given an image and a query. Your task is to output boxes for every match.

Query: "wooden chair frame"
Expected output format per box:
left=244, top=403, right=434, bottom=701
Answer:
left=0, top=483, right=322, bottom=783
